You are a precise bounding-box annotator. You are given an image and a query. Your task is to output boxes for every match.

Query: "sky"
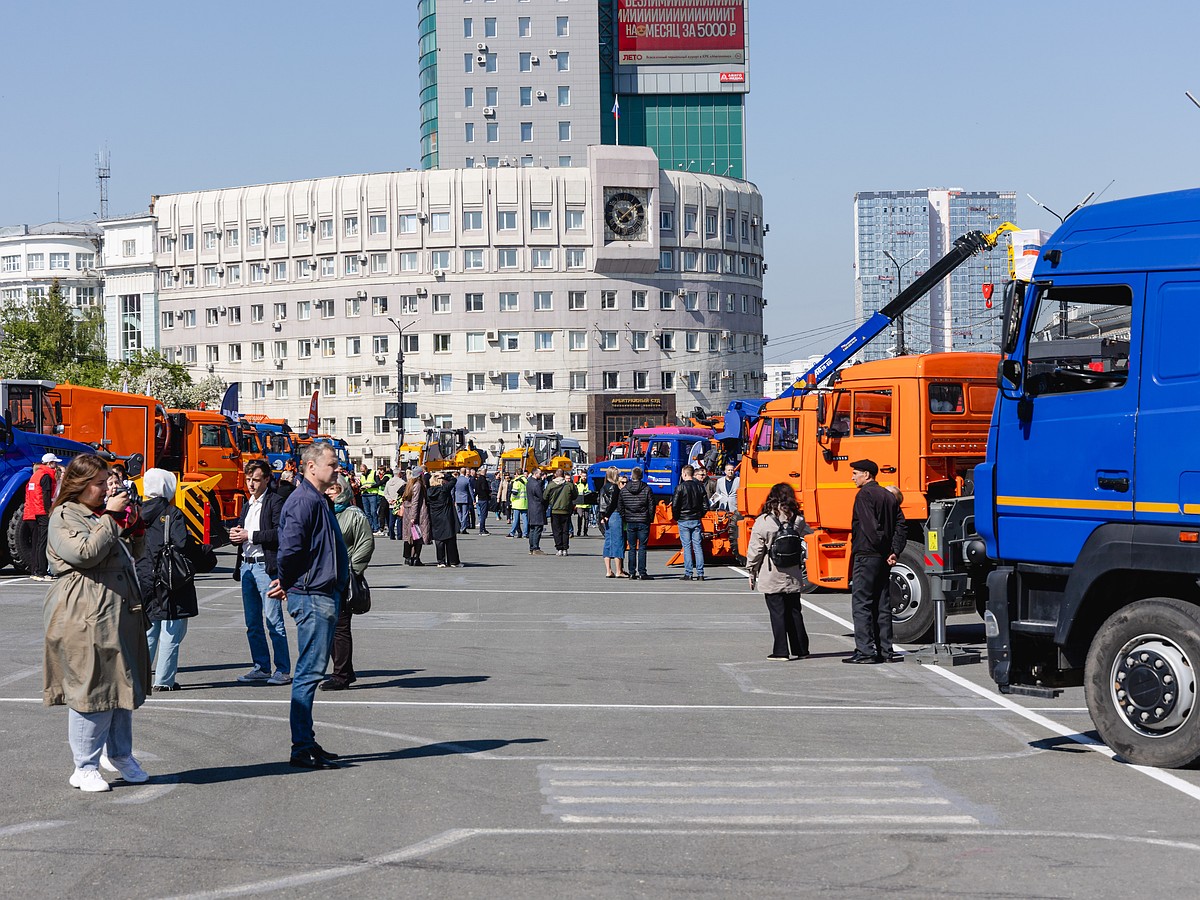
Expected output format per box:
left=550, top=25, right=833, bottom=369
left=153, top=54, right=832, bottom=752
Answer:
left=3, top=0, right=1199, bottom=368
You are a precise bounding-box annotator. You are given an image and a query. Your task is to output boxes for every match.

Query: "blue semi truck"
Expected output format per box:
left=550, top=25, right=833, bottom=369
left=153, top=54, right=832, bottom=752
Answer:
left=0, top=387, right=98, bottom=573
left=931, top=187, right=1200, bottom=767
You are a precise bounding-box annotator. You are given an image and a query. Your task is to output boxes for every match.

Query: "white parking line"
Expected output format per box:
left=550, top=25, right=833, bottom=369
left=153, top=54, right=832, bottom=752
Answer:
left=0, top=820, right=70, bottom=838
left=727, top=566, right=1200, bottom=803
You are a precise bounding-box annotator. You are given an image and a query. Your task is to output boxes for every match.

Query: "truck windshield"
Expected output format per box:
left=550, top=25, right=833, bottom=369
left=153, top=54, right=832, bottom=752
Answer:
left=1026, top=283, right=1132, bottom=395
left=200, top=424, right=233, bottom=448
left=265, top=433, right=291, bottom=454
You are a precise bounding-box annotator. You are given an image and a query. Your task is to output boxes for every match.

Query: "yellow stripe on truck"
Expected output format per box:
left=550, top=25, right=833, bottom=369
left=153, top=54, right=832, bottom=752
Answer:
left=996, top=495, right=1133, bottom=512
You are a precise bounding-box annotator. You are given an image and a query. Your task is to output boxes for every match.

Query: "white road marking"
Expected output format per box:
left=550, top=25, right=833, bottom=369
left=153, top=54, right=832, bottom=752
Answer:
left=0, top=820, right=70, bottom=838
left=0, top=697, right=1008, bottom=712
left=728, top=566, right=1200, bottom=803
left=113, top=777, right=179, bottom=805
left=556, top=814, right=981, bottom=825
left=547, top=779, right=924, bottom=789
left=0, top=666, right=39, bottom=687
left=553, top=796, right=953, bottom=806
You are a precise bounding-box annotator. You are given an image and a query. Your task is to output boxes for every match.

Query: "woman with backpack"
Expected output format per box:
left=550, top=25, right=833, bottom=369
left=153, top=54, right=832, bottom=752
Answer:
left=745, top=482, right=814, bottom=660
left=320, top=474, right=376, bottom=691
left=137, top=468, right=199, bottom=692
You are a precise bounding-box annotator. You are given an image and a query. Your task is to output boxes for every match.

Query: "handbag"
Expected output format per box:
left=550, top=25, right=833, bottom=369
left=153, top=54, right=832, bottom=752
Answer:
left=346, top=571, right=371, bottom=615
left=410, top=523, right=423, bottom=542
left=153, top=510, right=195, bottom=594
left=186, top=539, right=219, bottom=574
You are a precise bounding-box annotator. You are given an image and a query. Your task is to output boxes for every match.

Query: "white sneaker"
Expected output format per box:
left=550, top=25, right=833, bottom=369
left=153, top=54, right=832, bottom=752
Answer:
left=237, top=667, right=271, bottom=683
left=70, top=767, right=111, bottom=792
left=267, top=670, right=292, bottom=685
left=103, top=755, right=149, bottom=783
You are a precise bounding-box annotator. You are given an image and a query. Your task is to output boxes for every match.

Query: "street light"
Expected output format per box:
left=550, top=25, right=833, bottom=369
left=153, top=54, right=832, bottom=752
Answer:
left=882, top=248, right=926, bottom=356
left=387, top=317, right=417, bottom=465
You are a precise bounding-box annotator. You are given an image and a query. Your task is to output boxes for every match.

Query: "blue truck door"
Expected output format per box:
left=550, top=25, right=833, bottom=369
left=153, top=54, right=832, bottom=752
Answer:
left=992, top=278, right=1141, bottom=563
left=1133, top=275, right=1200, bottom=525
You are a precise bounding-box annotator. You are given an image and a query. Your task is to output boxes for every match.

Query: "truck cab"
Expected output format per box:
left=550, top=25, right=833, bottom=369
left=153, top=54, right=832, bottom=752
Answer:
left=979, top=187, right=1200, bottom=766
left=740, top=354, right=997, bottom=639
left=162, top=410, right=244, bottom=520
left=586, top=426, right=714, bottom=496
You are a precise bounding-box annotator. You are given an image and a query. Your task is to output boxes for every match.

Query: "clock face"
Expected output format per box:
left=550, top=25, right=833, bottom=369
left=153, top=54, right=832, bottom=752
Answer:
left=604, top=189, right=648, bottom=240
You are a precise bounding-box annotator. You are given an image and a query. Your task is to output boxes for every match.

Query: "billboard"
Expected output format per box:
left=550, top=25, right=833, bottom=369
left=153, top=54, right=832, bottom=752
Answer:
left=617, top=0, right=746, bottom=66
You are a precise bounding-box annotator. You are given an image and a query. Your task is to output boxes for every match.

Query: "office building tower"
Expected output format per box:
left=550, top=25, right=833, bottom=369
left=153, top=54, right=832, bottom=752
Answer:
left=853, top=189, right=1017, bottom=361
left=422, top=0, right=749, bottom=177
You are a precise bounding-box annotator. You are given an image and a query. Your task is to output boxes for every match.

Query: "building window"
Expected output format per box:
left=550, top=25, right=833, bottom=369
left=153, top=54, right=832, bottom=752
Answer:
left=321, top=337, right=336, bottom=358
left=399, top=213, right=418, bottom=234
left=660, top=290, right=676, bottom=311
left=344, top=256, right=360, bottom=275
left=434, top=334, right=451, bottom=353
left=556, top=50, right=569, bottom=71
left=502, top=413, right=520, bottom=431
left=631, top=331, right=648, bottom=352
left=484, top=16, right=496, bottom=37
left=373, top=296, right=389, bottom=316
left=600, top=331, right=618, bottom=351
left=323, top=377, right=337, bottom=396
left=463, top=210, right=483, bottom=231
left=556, top=14, right=569, bottom=35
left=568, top=291, right=586, bottom=310
left=321, top=257, right=335, bottom=277
left=566, top=248, right=585, bottom=268
left=434, top=374, right=453, bottom=393
left=520, top=51, right=532, bottom=72
left=558, top=85, right=570, bottom=106
left=369, top=213, right=387, bottom=236
left=534, top=330, right=554, bottom=351
left=464, top=249, right=485, bottom=270
left=431, top=212, right=450, bottom=232
left=686, top=331, right=700, bottom=352
left=565, top=208, right=585, bottom=230
left=499, top=292, right=518, bottom=312
left=536, top=372, right=554, bottom=391
left=466, top=332, right=485, bottom=353
left=273, top=261, right=288, bottom=280
left=465, top=293, right=484, bottom=312
left=498, top=248, right=518, bottom=269
left=501, top=373, right=520, bottom=392
left=570, top=371, right=587, bottom=390
left=521, top=122, right=533, bottom=142
left=531, top=208, right=551, bottom=230
left=347, top=336, right=361, bottom=357
left=50, top=252, right=70, bottom=270
left=467, top=373, right=485, bottom=392
left=559, top=155, right=572, bottom=166
left=532, top=249, right=553, bottom=269
left=227, top=264, right=241, bottom=283
left=433, top=293, right=451, bottom=314
left=706, top=212, right=718, bottom=238
left=497, top=210, right=517, bottom=231
left=659, top=250, right=673, bottom=271
left=487, top=122, right=499, bottom=142
left=518, top=15, right=531, bottom=36
left=533, top=291, right=553, bottom=311
left=499, top=331, right=519, bottom=351
left=632, top=290, right=647, bottom=310
left=661, top=371, right=675, bottom=391
left=602, top=371, right=619, bottom=390
left=558, top=121, right=571, bottom=141
left=659, top=331, right=675, bottom=352
left=463, top=16, right=473, bottom=37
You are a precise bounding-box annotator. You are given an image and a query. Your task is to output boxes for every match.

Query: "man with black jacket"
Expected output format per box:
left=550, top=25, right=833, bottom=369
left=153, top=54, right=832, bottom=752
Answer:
left=526, top=469, right=547, bottom=555
left=844, top=458, right=907, bottom=664
left=229, top=460, right=290, bottom=685
left=618, top=467, right=654, bottom=579
left=267, top=443, right=350, bottom=769
left=472, top=468, right=492, bottom=535
left=671, top=465, right=708, bottom=581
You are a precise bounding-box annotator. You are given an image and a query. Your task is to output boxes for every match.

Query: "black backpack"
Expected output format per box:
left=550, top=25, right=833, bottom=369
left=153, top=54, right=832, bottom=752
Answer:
left=768, top=515, right=805, bottom=569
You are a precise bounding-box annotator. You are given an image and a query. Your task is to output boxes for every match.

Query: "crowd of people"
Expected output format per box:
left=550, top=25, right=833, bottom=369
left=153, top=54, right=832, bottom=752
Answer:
left=36, top=444, right=906, bottom=791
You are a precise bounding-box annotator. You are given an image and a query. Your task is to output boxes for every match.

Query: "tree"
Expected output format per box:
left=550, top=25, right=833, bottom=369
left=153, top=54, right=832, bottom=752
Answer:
left=105, top=350, right=198, bottom=407
left=0, top=280, right=111, bottom=385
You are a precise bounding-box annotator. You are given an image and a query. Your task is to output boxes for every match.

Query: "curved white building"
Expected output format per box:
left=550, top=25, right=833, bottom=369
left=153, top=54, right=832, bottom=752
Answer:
left=0, top=223, right=103, bottom=309
left=151, top=146, right=766, bottom=462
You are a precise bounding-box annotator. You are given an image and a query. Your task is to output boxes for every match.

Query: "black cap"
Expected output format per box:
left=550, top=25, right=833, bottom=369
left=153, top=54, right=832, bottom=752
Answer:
left=849, top=458, right=878, bottom=477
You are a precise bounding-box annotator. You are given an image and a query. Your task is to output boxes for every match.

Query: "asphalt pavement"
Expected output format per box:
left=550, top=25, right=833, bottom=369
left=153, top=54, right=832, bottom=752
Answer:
left=3, top=525, right=1200, bottom=898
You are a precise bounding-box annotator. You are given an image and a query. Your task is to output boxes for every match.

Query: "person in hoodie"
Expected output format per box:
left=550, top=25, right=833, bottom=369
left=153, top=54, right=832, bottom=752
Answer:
left=320, top=475, right=375, bottom=691
left=136, top=469, right=199, bottom=692
left=617, top=467, right=654, bottom=579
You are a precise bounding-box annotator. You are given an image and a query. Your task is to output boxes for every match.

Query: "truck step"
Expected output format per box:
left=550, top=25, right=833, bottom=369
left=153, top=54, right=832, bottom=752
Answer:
left=820, top=541, right=847, bottom=550
left=999, top=684, right=1062, bottom=699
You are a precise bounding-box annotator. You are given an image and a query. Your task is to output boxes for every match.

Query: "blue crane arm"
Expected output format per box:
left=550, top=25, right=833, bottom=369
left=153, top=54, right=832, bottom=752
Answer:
left=777, top=227, right=1012, bottom=399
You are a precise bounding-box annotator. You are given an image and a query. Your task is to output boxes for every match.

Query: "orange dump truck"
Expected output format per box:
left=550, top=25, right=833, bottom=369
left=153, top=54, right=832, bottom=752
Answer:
left=738, top=352, right=998, bottom=642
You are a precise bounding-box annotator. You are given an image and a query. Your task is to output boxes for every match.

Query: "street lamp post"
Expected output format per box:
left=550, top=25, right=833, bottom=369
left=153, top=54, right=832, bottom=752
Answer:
left=387, top=317, right=416, bottom=466
left=881, top=248, right=926, bottom=356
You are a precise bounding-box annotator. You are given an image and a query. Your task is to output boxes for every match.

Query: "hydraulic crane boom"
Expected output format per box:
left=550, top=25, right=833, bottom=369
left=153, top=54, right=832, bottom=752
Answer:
left=777, top=223, right=1020, bottom=398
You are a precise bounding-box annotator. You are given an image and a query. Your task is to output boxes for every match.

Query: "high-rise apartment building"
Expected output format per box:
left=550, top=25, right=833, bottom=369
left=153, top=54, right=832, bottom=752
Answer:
left=422, top=0, right=749, bottom=177
left=853, top=188, right=1016, bottom=361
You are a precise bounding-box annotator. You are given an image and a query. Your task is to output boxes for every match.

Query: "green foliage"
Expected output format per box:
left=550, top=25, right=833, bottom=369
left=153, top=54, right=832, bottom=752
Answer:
left=0, top=280, right=110, bottom=385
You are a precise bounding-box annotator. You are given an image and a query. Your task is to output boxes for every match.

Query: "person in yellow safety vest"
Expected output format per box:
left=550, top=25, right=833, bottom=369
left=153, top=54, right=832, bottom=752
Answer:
left=359, top=465, right=383, bottom=534
left=24, top=452, right=61, bottom=580
left=507, top=472, right=529, bottom=539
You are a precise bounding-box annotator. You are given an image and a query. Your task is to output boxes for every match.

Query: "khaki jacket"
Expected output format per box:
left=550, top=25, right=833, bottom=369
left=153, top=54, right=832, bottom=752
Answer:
left=745, top=511, right=812, bottom=595
left=43, top=502, right=150, bottom=712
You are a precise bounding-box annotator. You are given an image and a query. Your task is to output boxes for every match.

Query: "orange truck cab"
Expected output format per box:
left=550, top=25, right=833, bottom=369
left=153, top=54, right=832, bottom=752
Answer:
left=162, top=409, right=245, bottom=520
left=739, top=352, right=998, bottom=641
left=44, top=384, right=168, bottom=470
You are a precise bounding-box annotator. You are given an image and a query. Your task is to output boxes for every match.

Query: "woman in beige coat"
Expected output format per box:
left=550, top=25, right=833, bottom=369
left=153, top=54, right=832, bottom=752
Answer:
left=746, top=482, right=814, bottom=661
left=43, top=454, right=152, bottom=793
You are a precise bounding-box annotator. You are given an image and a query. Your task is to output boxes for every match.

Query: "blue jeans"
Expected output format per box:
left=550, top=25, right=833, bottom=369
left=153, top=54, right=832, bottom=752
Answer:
left=286, top=590, right=339, bottom=753
left=677, top=519, right=704, bottom=577
left=241, top=561, right=290, bottom=674
left=476, top=499, right=490, bottom=532
left=69, top=707, right=132, bottom=769
left=528, top=520, right=544, bottom=551
left=388, top=506, right=403, bottom=540
left=362, top=494, right=381, bottom=532
left=508, top=509, right=528, bottom=537
left=146, top=618, right=189, bottom=687
left=626, top=521, right=650, bottom=576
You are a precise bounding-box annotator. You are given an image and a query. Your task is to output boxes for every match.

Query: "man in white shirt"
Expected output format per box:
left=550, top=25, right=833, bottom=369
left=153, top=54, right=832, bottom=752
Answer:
left=229, top=460, right=290, bottom=685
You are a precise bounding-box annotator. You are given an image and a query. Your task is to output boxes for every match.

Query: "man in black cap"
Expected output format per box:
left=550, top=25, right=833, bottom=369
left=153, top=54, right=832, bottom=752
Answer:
left=844, top=459, right=907, bottom=664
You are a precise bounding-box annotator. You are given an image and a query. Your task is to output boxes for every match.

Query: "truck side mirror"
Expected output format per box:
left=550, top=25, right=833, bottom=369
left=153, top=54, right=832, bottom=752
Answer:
left=816, top=393, right=827, bottom=425
left=125, top=453, right=145, bottom=478
left=0, top=416, right=10, bottom=446
left=998, top=359, right=1025, bottom=399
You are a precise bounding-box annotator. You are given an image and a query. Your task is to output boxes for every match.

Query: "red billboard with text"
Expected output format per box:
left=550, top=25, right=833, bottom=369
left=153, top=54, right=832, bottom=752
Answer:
left=617, top=0, right=746, bottom=66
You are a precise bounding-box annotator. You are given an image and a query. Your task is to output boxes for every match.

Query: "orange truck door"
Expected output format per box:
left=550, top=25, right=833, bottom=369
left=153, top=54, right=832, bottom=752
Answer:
left=102, top=404, right=152, bottom=462
left=811, top=387, right=900, bottom=534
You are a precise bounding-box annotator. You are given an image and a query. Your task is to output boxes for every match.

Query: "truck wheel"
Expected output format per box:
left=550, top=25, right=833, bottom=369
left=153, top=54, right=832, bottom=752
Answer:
left=5, top=503, right=31, bottom=575
left=889, top=541, right=934, bottom=644
left=1085, top=598, right=1200, bottom=768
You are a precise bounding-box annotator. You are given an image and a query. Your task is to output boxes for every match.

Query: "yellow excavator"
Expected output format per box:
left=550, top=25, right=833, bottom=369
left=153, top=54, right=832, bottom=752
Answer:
left=498, top=431, right=579, bottom=476
left=416, top=427, right=483, bottom=472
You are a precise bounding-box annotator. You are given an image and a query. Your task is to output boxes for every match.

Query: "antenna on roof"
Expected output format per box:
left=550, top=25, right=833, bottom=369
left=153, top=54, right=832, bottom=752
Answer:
left=96, top=147, right=111, bottom=221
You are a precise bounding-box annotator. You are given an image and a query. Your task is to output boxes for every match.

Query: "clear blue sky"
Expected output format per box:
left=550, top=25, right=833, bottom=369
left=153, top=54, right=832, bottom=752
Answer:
left=3, top=1, right=1198, bottom=366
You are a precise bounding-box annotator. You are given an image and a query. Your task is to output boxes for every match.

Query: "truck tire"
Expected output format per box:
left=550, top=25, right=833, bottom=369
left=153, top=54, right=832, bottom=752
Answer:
left=4, top=502, right=31, bottom=576
left=889, top=541, right=934, bottom=644
left=1085, top=597, right=1200, bottom=768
